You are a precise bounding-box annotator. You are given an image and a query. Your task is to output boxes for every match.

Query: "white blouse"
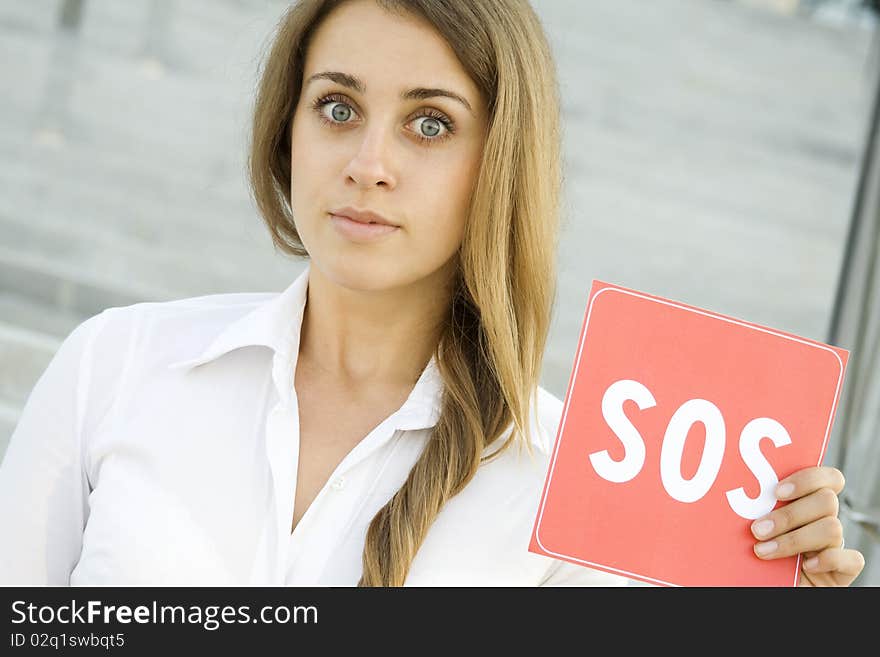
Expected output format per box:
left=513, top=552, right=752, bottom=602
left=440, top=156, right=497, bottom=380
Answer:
left=0, top=262, right=627, bottom=587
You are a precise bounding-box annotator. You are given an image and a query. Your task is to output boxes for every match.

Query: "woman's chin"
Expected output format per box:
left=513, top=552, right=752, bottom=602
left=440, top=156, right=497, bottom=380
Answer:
left=315, top=257, right=405, bottom=294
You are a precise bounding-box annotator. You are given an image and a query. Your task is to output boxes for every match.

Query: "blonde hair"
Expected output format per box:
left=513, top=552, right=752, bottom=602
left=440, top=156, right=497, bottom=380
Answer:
left=248, top=0, right=563, bottom=586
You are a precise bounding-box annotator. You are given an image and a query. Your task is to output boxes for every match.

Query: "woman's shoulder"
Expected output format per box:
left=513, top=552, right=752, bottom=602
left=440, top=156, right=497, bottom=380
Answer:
left=492, top=383, right=564, bottom=460
left=531, top=384, right=564, bottom=453
left=78, top=290, right=278, bottom=366
left=38, top=291, right=280, bottom=428
left=100, top=290, right=276, bottom=327
left=410, top=384, right=630, bottom=586
left=469, top=384, right=565, bottom=485
left=75, top=290, right=273, bottom=336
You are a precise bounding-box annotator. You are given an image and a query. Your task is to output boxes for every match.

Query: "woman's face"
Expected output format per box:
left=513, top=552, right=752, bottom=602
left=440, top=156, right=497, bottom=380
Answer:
left=289, top=0, right=486, bottom=293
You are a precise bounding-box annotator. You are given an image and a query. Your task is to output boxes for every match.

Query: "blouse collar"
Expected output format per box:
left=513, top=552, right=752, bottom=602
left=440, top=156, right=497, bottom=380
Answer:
left=167, top=261, right=443, bottom=430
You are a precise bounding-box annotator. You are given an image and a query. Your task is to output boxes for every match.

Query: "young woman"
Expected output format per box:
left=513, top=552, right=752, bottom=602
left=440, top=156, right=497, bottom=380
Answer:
left=0, top=0, right=865, bottom=587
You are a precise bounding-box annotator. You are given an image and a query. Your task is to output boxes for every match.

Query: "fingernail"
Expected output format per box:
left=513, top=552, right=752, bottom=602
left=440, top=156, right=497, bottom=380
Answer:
left=776, top=482, right=795, bottom=499
left=752, top=519, right=774, bottom=538
left=804, top=557, right=819, bottom=570
left=755, top=540, right=778, bottom=556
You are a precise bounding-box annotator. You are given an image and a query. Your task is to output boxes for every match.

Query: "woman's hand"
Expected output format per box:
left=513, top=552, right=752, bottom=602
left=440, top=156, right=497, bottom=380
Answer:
left=749, top=465, right=865, bottom=586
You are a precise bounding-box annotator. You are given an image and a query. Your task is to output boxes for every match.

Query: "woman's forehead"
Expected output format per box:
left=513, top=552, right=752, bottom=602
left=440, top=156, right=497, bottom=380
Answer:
left=303, top=0, right=477, bottom=95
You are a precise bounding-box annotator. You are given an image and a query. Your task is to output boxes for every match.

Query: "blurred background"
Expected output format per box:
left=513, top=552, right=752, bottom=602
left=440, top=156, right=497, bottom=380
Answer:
left=0, top=0, right=878, bottom=585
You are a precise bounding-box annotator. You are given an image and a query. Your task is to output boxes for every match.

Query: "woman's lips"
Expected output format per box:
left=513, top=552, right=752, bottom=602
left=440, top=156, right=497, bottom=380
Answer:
left=329, top=213, right=400, bottom=242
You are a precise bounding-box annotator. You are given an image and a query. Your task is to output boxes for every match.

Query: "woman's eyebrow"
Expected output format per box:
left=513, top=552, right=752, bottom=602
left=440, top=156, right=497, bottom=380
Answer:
left=305, top=71, right=474, bottom=115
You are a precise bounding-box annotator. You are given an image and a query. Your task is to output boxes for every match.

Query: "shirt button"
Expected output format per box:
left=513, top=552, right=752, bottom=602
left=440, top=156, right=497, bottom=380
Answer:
left=331, top=477, right=346, bottom=491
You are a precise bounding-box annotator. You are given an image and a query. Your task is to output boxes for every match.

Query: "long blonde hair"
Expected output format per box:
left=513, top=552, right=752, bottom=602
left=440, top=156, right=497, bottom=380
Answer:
left=248, top=0, right=563, bottom=586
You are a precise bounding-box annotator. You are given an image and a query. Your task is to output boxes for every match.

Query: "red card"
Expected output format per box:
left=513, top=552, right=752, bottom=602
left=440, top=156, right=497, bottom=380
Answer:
left=530, top=280, right=849, bottom=586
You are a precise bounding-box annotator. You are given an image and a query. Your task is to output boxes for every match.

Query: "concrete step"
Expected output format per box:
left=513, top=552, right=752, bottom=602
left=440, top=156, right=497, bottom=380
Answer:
left=0, top=395, right=21, bottom=464
left=0, top=288, right=85, bottom=340
left=0, top=318, right=59, bottom=409
left=0, top=240, right=160, bottom=320
left=0, top=210, right=291, bottom=304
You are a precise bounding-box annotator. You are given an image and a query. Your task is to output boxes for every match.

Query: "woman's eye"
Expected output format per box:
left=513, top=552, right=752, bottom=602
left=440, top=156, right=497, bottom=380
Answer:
left=311, top=95, right=455, bottom=145
left=411, top=116, right=446, bottom=140
left=326, top=100, right=354, bottom=123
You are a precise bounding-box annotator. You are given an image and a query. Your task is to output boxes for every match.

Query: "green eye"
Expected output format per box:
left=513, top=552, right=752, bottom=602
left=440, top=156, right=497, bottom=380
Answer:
left=310, top=93, right=456, bottom=146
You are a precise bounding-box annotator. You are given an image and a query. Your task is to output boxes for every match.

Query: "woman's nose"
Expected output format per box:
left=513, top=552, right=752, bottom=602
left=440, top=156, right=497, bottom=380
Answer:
left=342, top=124, right=397, bottom=189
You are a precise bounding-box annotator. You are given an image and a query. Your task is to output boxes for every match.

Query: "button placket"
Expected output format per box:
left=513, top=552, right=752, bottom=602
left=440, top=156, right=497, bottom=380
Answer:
left=265, top=401, right=299, bottom=582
